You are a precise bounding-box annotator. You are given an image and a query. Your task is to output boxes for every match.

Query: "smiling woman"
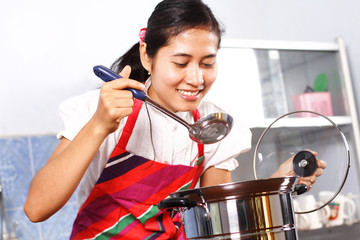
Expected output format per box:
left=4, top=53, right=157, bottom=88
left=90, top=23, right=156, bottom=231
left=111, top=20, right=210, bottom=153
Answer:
left=23, top=0, right=252, bottom=239
left=22, top=0, right=330, bottom=238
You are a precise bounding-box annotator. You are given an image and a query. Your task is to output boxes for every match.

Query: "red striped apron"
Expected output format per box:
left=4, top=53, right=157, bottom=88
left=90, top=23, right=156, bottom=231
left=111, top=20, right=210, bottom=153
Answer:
left=70, top=99, right=204, bottom=240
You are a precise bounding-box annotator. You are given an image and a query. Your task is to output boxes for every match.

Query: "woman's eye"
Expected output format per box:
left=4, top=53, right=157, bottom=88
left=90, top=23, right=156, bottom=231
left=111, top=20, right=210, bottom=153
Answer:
left=202, top=62, right=215, bottom=68
left=173, top=62, right=187, bottom=67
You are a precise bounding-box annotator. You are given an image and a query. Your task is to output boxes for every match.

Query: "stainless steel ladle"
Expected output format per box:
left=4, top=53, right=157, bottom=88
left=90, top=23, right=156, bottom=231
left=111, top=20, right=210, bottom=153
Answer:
left=93, top=65, right=233, bottom=144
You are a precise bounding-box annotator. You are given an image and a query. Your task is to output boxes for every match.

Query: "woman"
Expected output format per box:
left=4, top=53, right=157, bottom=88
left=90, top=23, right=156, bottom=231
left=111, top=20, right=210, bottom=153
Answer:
left=24, top=0, right=325, bottom=239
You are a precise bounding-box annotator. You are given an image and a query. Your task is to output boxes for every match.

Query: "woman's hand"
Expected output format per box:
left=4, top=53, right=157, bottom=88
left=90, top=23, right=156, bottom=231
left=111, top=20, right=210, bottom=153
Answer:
left=92, top=65, right=145, bottom=135
left=271, top=150, right=327, bottom=191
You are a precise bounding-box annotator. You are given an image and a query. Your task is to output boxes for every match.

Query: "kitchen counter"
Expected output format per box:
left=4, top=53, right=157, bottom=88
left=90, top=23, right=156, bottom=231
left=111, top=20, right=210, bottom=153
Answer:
left=298, top=221, right=360, bottom=239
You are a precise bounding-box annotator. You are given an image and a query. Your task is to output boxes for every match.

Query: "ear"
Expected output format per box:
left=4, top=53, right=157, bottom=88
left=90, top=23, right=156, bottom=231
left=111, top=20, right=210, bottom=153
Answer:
left=139, top=43, right=152, bottom=74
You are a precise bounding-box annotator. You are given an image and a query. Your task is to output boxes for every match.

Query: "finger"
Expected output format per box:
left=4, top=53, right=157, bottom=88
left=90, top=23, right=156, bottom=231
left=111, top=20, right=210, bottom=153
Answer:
left=112, top=97, right=135, bottom=108
left=297, top=178, right=313, bottom=191
left=309, top=176, right=316, bottom=184
left=299, top=176, right=315, bottom=184
left=111, top=89, right=135, bottom=100
left=314, top=168, right=323, bottom=177
left=305, top=149, right=318, bottom=156
left=106, top=99, right=134, bottom=117
left=119, top=65, right=132, bottom=78
left=101, top=87, right=134, bottom=98
left=111, top=107, right=134, bottom=124
left=310, top=178, right=315, bottom=184
left=103, top=78, right=145, bottom=92
left=317, top=159, right=327, bottom=169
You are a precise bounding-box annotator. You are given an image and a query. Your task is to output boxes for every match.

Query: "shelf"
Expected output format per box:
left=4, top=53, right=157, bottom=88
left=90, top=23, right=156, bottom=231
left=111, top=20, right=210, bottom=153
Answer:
left=298, top=221, right=360, bottom=240
left=221, top=39, right=339, bottom=51
left=248, top=116, right=352, bottom=129
left=221, top=38, right=360, bottom=240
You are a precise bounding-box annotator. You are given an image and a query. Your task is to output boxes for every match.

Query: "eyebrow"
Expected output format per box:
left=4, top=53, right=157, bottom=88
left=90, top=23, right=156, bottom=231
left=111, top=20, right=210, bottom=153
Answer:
left=171, top=53, right=217, bottom=58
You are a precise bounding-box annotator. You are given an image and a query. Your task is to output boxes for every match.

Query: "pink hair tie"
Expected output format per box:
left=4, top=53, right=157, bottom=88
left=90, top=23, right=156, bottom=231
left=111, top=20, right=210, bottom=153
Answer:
left=139, top=28, right=146, bottom=44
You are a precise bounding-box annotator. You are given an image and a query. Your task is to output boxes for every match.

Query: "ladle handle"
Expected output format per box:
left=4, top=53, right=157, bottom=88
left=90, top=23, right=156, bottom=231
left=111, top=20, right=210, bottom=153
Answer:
left=93, top=65, right=146, bottom=101
left=93, top=65, right=196, bottom=133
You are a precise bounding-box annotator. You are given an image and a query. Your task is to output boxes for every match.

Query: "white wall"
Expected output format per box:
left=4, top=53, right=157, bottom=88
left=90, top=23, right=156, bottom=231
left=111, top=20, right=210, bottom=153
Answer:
left=1, top=0, right=359, bottom=136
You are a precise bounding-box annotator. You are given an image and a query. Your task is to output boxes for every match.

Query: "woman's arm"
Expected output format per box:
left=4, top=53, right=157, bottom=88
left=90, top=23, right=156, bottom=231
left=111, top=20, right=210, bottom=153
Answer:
left=200, top=149, right=327, bottom=190
left=200, top=166, right=231, bottom=187
left=24, top=66, right=145, bottom=222
left=24, top=121, right=109, bottom=222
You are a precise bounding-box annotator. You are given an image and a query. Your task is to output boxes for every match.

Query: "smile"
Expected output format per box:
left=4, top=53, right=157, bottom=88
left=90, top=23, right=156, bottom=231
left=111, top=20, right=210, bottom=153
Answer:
left=177, top=89, right=200, bottom=96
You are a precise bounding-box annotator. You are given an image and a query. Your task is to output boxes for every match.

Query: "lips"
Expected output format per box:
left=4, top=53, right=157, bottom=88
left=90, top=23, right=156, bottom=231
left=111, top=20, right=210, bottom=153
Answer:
left=177, top=89, right=200, bottom=96
left=177, top=89, right=201, bottom=101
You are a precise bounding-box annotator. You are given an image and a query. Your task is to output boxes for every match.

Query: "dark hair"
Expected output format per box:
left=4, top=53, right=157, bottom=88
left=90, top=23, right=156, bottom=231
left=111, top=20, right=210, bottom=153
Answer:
left=111, top=0, right=224, bottom=82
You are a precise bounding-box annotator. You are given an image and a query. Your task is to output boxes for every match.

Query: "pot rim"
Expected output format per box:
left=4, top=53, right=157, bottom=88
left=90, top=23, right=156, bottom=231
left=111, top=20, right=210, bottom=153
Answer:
left=170, top=176, right=299, bottom=203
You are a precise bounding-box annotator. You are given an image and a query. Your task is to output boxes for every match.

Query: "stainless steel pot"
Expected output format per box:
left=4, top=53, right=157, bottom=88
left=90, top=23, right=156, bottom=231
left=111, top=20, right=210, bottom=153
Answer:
left=158, top=176, right=301, bottom=239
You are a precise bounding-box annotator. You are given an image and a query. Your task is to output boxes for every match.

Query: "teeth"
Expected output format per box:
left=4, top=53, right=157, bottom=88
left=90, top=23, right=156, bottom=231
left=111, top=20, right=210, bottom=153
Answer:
left=177, top=90, right=199, bottom=96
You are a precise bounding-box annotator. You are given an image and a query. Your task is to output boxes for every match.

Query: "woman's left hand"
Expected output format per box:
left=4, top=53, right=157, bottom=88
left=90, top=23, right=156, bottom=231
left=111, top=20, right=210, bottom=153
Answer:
left=271, top=150, right=327, bottom=191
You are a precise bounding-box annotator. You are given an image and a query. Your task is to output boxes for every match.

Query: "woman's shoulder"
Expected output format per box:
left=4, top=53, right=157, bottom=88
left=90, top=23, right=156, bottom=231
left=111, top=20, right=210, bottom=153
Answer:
left=60, top=89, right=100, bottom=108
left=57, top=89, right=101, bottom=140
left=59, top=89, right=100, bottom=116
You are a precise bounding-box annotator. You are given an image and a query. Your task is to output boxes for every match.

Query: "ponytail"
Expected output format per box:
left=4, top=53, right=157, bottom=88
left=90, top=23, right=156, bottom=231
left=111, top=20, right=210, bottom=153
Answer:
left=110, top=43, right=148, bottom=83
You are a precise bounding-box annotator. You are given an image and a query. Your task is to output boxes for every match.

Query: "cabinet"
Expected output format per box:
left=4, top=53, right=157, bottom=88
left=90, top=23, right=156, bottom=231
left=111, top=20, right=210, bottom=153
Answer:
left=206, top=38, right=360, bottom=231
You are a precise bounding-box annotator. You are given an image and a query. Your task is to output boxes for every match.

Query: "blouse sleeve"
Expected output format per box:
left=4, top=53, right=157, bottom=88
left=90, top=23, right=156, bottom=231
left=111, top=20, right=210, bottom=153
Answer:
left=56, top=90, right=100, bottom=140
left=199, top=100, right=252, bottom=171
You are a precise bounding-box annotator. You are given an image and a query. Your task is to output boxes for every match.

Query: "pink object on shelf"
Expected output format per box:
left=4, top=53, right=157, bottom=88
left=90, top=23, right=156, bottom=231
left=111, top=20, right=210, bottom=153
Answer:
left=292, top=92, right=333, bottom=117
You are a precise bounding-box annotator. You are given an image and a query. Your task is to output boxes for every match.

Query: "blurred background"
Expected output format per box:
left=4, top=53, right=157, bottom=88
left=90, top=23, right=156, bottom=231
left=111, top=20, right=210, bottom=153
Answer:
left=1, top=0, right=360, bottom=239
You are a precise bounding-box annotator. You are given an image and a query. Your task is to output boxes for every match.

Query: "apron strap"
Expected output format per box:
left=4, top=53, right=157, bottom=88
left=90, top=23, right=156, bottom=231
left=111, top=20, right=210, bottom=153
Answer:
left=109, top=99, right=143, bottom=159
left=192, top=108, right=204, bottom=157
left=189, top=108, right=205, bottom=189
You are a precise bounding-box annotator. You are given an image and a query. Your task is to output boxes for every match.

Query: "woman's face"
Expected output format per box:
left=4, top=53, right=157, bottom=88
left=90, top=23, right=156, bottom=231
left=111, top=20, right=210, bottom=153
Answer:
left=147, top=28, right=219, bottom=112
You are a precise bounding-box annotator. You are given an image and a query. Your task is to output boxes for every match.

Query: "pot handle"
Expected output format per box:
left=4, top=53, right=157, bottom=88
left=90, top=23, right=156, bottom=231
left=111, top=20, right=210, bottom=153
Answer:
left=294, top=184, right=308, bottom=195
left=158, top=197, right=198, bottom=211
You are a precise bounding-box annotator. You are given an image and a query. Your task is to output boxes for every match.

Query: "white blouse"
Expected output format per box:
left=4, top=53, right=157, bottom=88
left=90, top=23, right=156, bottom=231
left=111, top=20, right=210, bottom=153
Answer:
left=57, top=86, right=252, bottom=207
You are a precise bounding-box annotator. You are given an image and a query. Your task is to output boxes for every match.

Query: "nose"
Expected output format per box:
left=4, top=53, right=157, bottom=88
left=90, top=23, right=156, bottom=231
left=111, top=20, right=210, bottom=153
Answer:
left=185, top=66, right=204, bottom=86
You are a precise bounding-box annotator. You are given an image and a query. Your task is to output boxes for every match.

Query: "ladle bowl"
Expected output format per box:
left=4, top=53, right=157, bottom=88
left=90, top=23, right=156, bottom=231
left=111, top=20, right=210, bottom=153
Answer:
left=93, top=65, right=233, bottom=144
left=189, top=112, right=233, bottom=144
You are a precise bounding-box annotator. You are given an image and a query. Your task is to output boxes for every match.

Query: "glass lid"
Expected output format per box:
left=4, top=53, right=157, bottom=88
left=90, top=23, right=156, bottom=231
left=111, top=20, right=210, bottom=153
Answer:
left=253, top=111, right=350, bottom=214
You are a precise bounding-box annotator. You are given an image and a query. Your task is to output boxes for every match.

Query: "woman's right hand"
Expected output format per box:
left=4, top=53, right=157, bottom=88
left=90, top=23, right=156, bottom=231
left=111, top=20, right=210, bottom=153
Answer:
left=92, top=65, right=145, bottom=135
